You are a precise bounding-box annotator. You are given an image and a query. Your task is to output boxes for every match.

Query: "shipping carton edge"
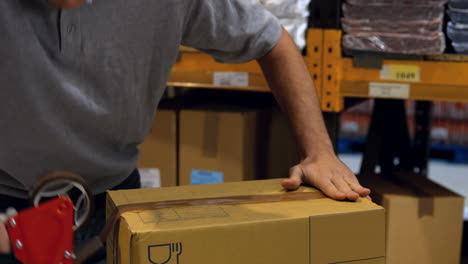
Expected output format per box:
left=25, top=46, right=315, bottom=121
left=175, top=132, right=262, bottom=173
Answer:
left=106, top=192, right=117, bottom=263
left=309, top=208, right=386, bottom=264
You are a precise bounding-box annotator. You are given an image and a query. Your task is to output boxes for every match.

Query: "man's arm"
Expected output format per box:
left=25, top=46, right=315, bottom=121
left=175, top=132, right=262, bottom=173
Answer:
left=257, top=28, right=370, bottom=200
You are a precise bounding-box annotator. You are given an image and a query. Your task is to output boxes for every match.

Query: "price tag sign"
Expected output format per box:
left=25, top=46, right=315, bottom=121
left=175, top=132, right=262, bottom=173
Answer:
left=369, top=82, right=410, bottom=99
left=380, top=65, right=420, bottom=82
left=213, top=72, right=249, bottom=87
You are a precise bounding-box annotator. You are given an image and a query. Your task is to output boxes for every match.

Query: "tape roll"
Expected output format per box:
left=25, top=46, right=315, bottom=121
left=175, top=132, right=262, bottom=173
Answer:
left=29, top=171, right=94, bottom=231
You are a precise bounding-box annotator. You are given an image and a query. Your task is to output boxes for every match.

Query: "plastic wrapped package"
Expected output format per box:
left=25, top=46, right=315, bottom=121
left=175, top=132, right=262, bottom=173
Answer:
left=259, top=0, right=310, bottom=18
left=342, top=32, right=446, bottom=54
left=347, top=0, right=447, bottom=7
left=279, top=17, right=308, bottom=49
left=343, top=3, right=445, bottom=21
left=447, top=22, right=468, bottom=42
left=342, top=18, right=443, bottom=34
left=447, top=1, right=468, bottom=24
left=452, top=42, right=468, bottom=54
left=258, top=0, right=311, bottom=49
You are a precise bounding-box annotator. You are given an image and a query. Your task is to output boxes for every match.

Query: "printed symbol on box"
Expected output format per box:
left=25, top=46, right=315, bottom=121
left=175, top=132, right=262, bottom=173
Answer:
left=148, top=243, right=183, bottom=264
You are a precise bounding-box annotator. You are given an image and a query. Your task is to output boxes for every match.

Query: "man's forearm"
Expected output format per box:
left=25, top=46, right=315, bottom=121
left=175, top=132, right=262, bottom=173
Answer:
left=257, top=28, right=334, bottom=159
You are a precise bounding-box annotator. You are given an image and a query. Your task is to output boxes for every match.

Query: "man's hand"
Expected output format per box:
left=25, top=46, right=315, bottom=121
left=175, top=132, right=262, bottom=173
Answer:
left=282, top=153, right=371, bottom=201
left=0, top=221, right=11, bottom=254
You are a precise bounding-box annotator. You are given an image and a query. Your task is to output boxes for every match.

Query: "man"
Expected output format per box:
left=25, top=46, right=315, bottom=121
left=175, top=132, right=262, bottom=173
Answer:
left=0, top=0, right=370, bottom=262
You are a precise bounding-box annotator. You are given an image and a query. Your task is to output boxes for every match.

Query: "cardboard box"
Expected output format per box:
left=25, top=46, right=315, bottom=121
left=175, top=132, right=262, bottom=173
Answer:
left=137, top=110, right=177, bottom=187
left=178, top=110, right=261, bottom=185
left=107, top=179, right=386, bottom=264
left=361, top=173, right=464, bottom=264
left=264, top=107, right=300, bottom=179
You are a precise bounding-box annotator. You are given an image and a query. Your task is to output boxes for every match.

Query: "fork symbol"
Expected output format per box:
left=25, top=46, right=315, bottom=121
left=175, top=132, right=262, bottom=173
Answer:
left=170, top=243, right=183, bottom=264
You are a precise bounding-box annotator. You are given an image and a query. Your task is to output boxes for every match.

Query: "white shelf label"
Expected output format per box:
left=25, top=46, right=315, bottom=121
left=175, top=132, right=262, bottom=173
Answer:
left=369, top=82, right=410, bottom=99
left=139, top=168, right=161, bottom=188
left=380, top=65, right=421, bottom=82
left=213, top=72, right=249, bottom=87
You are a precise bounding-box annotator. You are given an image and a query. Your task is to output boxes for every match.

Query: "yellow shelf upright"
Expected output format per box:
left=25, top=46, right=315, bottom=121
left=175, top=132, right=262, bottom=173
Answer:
left=321, top=29, right=344, bottom=112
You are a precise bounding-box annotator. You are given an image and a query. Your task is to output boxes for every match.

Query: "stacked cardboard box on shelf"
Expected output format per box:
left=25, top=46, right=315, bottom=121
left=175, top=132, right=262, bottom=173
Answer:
left=139, top=107, right=263, bottom=188
left=179, top=90, right=301, bottom=185
left=178, top=109, right=263, bottom=185
left=137, top=110, right=178, bottom=188
left=342, top=0, right=447, bottom=54
left=138, top=91, right=299, bottom=188
left=263, top=107, right=301, bottom=180
left=107, top=179, right=386, bottom=264
left=179, top=103, right=299, bottom=185
left=360, top=173, right=464, bottom=264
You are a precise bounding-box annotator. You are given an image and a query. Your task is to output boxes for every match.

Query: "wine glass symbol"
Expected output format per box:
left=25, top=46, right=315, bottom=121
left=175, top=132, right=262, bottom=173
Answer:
left=148, top=243, right=183, bottom=264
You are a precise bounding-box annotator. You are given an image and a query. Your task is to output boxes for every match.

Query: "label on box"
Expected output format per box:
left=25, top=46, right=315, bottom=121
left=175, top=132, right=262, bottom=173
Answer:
left=380, top=65, right=420, bottom=82
left=369, top=82, right=410, bottom=99
left=139, top=169, right=161, bottom=188
left=213, top=72, right=249, bottom=87
left=191, top=170, right=224, bottom=185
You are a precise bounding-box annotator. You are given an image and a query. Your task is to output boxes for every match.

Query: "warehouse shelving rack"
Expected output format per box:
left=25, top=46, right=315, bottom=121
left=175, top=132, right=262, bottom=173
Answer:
left=320, top=29, right=468, bottom=113
left=309, top=0, right=468, bottom=177
left=167, top=0, right=468, bottom=176
left=308, top=0, right=468, bottom=110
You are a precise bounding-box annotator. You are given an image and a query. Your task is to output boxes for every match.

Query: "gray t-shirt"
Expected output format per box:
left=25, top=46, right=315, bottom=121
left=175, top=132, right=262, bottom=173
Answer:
left=0, top=0, right=281, bottom=198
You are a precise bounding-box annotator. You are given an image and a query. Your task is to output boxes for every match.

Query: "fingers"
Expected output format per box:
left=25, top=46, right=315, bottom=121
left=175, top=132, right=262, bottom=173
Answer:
left=319, top=182, right=347, bottom=200
left=283, top=161, right=372, bottom=203
left=331, top=178, right=359, bottom=201
left=282, top=166, right=304, bottom=190
left=348, top=182, right=371, bottom=197
left=345, top=173, right=371, bottom=196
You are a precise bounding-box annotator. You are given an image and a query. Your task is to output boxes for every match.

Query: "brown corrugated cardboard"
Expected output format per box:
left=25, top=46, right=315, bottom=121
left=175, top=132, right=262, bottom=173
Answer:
left=361, top=173, right=464, bottom=264
left=137, top=110, right=177, bottom=187
left=178, top=110, right=260, bottom=185
left=264, top=107, right=300, bottom=179
left=107, top=179, right=386, bottom=264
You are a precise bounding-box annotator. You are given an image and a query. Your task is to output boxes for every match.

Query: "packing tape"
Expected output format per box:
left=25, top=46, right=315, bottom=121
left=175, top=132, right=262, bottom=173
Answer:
left=76, top=190, right=326, bottom=264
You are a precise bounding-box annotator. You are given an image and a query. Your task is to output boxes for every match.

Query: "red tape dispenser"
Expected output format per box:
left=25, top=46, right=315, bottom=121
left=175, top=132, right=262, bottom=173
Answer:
left=4, top=171, right=94, bottom=264
left=6, top=197, right=75, bottom=264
